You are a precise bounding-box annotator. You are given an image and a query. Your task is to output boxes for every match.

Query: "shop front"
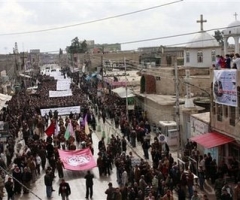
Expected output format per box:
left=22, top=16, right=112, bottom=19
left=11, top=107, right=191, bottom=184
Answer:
left=190, top=132, right=234, bottom=165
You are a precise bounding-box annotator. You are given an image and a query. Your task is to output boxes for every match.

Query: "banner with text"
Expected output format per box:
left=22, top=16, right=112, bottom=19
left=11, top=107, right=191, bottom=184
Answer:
left=40, top=106, right=80, bottom=116
left=56, top=80, right=71, bottom=91
left=58, top=148, right=96, bottom=171
left=213, top=70, right=237, bottom=107
left=49, top=90, right=72, bottom=97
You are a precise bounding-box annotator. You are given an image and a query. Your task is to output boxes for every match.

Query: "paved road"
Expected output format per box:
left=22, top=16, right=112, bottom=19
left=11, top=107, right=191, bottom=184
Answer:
left=10, top=130, right=115, bottom=200
left=5, top=117, right=216, bottom=200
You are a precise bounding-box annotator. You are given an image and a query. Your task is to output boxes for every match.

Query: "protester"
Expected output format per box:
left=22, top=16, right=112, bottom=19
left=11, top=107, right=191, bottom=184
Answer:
left=58, top=179, right=71, bottom=200
left=84, top=170, right=94, bottom=200
left=44, top=170, right=53, bottom=198
left=5, top=177, right=14, bottom=200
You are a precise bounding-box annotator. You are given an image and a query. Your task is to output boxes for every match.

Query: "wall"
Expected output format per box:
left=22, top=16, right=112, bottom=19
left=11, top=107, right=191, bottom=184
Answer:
left=184, top=47, right=222, bottom=67
left=190, top=116, right=209, bottom=136
left=143, top=97, right=174, bottom=124
left=78, top=51, right=141, bottom=69
left=142, top=67, right=210, bottom=97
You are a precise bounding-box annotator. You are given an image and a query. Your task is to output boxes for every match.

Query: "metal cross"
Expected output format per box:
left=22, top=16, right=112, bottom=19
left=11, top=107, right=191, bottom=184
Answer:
left=196, top=14, right=207, bottom=31
left=234, top=12, right=238, bottom=20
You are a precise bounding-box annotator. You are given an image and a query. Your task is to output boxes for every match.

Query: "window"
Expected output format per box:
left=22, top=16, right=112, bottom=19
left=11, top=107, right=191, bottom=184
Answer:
left=211, top=50, right=216, bottom=62
left=197, top=51, right=203, bottom=63
left=212, top=102, right=216, bottom=115
left=223, top=105, right=228, bottom=118
left=217, top=104, right=222, bottom=121
left=186, top=51, right=190, bottom=63
left=230, top=106, right=236, bottom=126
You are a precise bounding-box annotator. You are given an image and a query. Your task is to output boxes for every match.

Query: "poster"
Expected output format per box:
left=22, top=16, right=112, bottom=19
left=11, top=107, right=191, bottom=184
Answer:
left=40, top=106, right=80, bottom=116
left=56, top=80, right=71, bottom=91
left=49, top=90, right=72, bottom=97
left=213, top=70, right=237, bottom=107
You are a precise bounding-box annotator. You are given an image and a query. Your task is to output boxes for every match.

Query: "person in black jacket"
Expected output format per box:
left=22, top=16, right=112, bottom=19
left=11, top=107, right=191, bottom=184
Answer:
left=58, top=179, right=71, bottom=200
left=22, top=167, right=32, bottom=194
left=5, top=177, right=14, bottom=200
left=44, top=171, right=53, bottom=198
left=84, top=171, right=94, bottom=199
left=12, top=166, right=22, bottom=195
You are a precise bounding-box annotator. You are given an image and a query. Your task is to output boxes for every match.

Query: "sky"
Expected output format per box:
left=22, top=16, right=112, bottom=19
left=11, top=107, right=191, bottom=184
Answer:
left=0, top=0, right=239, bottom=54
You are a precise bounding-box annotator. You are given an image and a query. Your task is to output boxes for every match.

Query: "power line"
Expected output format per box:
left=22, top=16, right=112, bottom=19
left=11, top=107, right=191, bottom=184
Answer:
left=120, top=25, right=239, bottom=45
left=0, top=0, right=183, bottom=36
left=40, top=29, right=233, bottom=54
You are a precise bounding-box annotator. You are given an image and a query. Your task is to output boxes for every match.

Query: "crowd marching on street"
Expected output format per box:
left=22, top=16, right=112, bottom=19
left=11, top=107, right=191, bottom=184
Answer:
left=0, top=67, right=239, bottom=200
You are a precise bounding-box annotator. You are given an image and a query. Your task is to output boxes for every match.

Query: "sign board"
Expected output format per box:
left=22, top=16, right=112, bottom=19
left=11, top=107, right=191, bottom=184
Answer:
left=213, top=70, right=237, bottom=107
left=56, top=80, right=71, bottom=91
left=190, top=117, right=209, bottom=136
left=49, top=90, right=72, bottom=97
left=40, top=106, right=80, bottom=116
left=131, top=158, right=141, bottom=167
left=127, top=105, right=135, bottom=110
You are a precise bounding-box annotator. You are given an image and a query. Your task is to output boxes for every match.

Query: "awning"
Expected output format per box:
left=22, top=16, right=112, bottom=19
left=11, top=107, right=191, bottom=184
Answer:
left=111, top=87, right=135, bottom=98
left=190, top=132, right=234, bottom=149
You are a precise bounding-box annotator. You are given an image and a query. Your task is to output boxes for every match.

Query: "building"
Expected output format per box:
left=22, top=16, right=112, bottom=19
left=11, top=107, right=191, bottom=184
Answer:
left=222, top=13, right=240, bottom=54
left=184, top=15, right=221, bottom=68
left=189, top=15, right=240, bottom=164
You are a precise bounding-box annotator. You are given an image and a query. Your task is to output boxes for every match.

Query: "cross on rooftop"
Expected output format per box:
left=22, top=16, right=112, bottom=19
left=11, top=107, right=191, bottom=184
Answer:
left=196, top=14, right=207, bottom=31
left=234, top=12, right=238, bottom=20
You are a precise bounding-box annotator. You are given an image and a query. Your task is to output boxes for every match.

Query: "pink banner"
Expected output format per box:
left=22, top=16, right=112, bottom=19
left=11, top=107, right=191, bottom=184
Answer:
left=58, top=148, right=96, bottom=171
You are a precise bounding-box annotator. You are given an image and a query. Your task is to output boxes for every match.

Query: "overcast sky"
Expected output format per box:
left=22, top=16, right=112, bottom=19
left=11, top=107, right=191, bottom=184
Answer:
left=0, top=0, right=239, bottom=54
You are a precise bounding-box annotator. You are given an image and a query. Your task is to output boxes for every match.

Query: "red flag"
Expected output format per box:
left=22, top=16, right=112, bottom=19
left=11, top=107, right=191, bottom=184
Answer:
left=45, top=121, right=55, bottom=137
left=58, top=148, right=96, bottom=171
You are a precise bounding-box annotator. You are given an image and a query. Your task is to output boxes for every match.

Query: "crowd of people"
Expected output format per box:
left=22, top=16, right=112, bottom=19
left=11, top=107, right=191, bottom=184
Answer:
left=0, top=71, right=93, bottom=200
left=0, top=66, right=239, bottom=200
left=213, top=53, right=240, bottom=70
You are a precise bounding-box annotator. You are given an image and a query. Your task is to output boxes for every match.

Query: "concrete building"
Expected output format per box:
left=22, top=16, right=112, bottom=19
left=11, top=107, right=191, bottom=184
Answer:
left=184, top=15, right=221, bottom=68
left=223, top=13, right=240, bottom=54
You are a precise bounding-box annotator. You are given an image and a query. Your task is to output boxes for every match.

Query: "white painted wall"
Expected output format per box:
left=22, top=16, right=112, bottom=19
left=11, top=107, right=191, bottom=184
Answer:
left=184, top=47, right=222, bottom=67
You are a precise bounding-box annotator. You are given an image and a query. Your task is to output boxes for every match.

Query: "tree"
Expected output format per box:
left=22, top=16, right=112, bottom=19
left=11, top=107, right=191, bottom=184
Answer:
left=213, top=30, right=224, bottom=46
left=66, top=37, right=88, bottom=54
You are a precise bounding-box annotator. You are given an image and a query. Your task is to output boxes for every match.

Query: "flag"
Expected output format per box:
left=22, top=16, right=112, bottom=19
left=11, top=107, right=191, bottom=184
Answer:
left=45, top=121, right=55, bottom=137
left=69, top=120, right=75, bottom=137
left=54, top=122, right=59, bottom=136
left=85, top=116, right=90, bottom=135
left=82, top=114, right=88, bottom=126
left=58, top=148, right=96, bottom=171
left=64, top=123, right=70, bottom=140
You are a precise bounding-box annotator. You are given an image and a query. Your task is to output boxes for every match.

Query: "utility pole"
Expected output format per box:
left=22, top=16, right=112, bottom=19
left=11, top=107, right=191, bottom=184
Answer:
left=101, top=55, right=104, bottom=89
left=124, top=57, right=128, bottom=121
left=174, top=56, right=181, bottom=158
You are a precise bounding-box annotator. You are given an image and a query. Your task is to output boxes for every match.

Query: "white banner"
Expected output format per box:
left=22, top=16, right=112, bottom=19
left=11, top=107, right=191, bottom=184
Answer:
left=213, top=70, right=237, bottom=107
left=40, top=106, right=80, bottom=116
left=49, top=90, right=72, bottom=97
left=56, top=80, right=71, bottom=91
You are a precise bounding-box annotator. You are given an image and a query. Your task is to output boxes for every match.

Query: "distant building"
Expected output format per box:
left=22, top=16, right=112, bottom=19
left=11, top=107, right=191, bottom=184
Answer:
left=94, top=43, right=121, bottom=53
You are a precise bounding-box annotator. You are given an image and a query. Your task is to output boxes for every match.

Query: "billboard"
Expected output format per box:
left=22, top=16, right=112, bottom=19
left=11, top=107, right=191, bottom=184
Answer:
left=213, top=70, right=237, bottom=107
